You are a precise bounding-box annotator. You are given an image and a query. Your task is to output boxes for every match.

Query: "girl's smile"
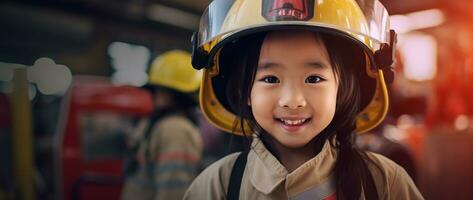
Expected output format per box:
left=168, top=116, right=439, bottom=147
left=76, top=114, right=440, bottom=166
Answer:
left=275, top=117, right=311, bottom=132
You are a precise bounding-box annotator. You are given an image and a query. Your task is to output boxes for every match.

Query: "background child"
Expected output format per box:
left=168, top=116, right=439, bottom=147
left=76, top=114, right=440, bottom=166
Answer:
left=121, top=50, right=203, bottom=200
left=185, top=0, right=423, bottom=199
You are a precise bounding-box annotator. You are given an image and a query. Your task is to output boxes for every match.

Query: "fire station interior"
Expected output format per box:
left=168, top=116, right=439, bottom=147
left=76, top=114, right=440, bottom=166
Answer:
left=1, top=0, right=473, bottom=199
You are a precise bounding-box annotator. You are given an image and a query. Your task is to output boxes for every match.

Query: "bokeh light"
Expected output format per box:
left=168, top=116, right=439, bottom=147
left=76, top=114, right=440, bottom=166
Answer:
left=27, top=57, right=72, bottom=95
left=399, top=33, right=437, bottom=81
left=108, top=42, right=150, bottom=86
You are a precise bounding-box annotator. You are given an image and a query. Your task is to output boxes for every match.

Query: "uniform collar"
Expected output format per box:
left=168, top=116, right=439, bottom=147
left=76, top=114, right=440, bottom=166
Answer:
left=247, top=136, right=338, bottom=197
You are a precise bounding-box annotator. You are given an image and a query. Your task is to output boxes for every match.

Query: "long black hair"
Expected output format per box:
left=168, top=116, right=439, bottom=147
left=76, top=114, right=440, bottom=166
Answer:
left=217, top=30, right=381, bottom=199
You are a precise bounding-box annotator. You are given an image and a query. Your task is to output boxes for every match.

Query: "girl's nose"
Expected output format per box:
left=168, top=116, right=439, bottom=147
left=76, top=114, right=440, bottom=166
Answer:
left=278, top=84, right=307, bottom=109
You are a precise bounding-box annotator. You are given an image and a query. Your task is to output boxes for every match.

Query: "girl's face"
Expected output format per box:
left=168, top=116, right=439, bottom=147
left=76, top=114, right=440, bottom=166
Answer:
left=249, top=31, right=339, bottom=148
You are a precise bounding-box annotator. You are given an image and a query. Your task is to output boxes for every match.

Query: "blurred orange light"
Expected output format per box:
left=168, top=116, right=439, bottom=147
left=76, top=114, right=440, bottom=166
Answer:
left=391, top=9, right=445, bottom=34
left=399, top=33, right=437, bottom=81
left=454, top=115, right=470, bottom=131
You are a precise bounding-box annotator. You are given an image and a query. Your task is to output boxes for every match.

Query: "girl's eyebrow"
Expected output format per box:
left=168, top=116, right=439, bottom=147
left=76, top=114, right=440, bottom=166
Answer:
left=257, top=62, right=282, bottom=71
left=257, top=61, right=329, bottom=71
left=305, top=61, right=328, bottom=69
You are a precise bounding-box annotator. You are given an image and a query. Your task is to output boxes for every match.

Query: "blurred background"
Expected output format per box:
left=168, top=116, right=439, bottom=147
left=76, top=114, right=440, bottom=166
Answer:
left=1, top=0, right=473, bottom=199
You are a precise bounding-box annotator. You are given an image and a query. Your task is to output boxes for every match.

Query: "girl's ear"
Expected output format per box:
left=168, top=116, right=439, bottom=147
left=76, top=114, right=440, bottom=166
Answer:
left=247, top=97, right=251, bottom=106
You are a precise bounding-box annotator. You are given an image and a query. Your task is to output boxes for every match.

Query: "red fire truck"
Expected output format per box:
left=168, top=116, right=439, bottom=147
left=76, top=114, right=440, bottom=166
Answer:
left=54, top=76, right=152, bottom=200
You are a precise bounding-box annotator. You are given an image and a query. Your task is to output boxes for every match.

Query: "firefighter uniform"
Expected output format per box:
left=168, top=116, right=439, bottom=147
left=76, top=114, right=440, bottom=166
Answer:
left=122, top=114, right=202, bottom=200
left=184, top=137, right=423, bottom=200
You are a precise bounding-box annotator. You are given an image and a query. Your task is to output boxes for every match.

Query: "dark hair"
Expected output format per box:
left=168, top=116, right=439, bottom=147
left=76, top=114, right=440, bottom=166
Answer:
left=147, top=85, right=199, bottom=125
left=218, top=31, right=381, bottom=199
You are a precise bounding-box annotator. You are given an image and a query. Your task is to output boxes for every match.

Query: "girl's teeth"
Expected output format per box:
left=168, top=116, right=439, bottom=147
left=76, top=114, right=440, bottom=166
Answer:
left=280, top=119, right=306, bottom=125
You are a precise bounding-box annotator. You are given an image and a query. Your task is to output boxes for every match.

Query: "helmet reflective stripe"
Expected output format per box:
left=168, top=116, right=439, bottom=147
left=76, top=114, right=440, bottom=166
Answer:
left=262, top=0, right=314, bottom=21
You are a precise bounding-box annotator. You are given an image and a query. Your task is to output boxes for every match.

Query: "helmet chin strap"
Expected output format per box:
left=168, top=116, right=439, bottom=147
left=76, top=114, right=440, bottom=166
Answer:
left=374, top=30, right=397, bottom=84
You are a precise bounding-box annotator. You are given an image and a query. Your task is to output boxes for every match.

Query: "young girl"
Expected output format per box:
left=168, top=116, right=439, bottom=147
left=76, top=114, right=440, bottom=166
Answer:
left=185, top=0, right=423, bottom=199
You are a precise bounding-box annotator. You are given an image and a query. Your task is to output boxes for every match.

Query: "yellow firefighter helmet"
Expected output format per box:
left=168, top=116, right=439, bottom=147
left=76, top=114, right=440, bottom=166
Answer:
left=148, top=50, right=202, bottom=93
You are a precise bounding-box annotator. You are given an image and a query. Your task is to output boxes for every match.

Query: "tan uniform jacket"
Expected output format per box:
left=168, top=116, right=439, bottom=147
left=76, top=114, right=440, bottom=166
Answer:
left=121, top=114, right=203, bottom=200
left=184, top=137, right=423, bottom=200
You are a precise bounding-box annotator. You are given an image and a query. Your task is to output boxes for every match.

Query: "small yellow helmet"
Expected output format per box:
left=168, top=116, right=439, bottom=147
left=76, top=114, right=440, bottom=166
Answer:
left=148, top=50, right=202, bottom=93
left=192, top=0, right=396, bottom=134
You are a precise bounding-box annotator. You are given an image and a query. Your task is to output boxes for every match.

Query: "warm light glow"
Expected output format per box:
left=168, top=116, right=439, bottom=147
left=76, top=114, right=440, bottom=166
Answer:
left=397, top=114, right=415, bottom=130
left=399, top=33, right=437, bottom=81
left=454, top=115, right=470, bottom=131
left=383, top=125, right=407, bottom=142
left=390, top=9, right=445, bottom=34
left=390, top=15, right=410, bottom=34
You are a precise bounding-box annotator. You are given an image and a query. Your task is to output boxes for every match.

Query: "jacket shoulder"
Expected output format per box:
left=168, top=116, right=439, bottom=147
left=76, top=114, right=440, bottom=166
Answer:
left=366, top=152, right=424, bottom=199
left=184, top=152, right=241, bottom=200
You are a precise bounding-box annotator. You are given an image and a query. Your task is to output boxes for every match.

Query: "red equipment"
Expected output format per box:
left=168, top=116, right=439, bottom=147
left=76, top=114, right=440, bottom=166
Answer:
left=54, top=76, right=152, bottom=200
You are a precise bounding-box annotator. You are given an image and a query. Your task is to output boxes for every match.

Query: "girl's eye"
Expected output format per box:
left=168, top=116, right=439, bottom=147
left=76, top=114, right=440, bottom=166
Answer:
left=261, top=76, right=280, bottom=83
left=305, top=75, right=323, bottom=84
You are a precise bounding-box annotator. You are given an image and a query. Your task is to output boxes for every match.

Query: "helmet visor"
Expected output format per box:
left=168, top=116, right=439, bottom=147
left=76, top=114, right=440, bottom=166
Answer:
left=198, top=0, right=391, bottom=52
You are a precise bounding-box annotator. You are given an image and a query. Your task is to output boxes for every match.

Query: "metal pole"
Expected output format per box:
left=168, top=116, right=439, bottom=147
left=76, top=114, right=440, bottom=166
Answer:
left=10, top=68, right=35, bottom=200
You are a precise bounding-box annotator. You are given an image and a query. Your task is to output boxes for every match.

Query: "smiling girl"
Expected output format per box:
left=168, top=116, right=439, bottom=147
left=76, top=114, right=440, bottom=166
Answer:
left=184, top=0, right=423, bottom=199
